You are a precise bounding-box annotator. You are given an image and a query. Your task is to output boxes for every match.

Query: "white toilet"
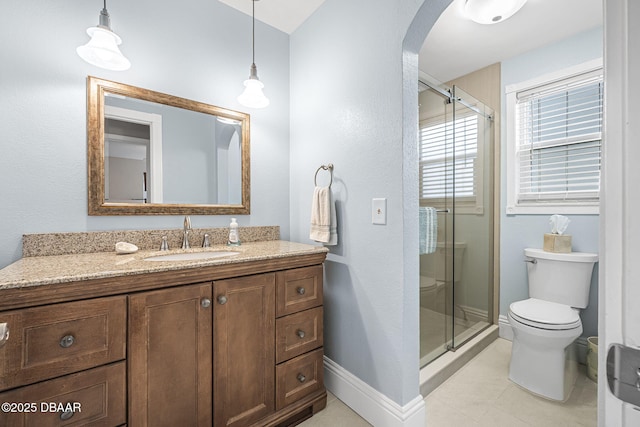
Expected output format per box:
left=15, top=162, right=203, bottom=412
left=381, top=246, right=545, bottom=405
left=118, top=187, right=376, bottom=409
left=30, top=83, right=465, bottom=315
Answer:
left=420, top=242, right=466, bottom=311
left=508, top=248, right=598, bottom=401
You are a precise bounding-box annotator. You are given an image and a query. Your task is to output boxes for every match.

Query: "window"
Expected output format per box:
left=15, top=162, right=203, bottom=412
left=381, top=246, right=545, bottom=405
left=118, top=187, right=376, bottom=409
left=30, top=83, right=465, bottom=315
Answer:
left=506, top=59, right=603, bottom=214
left=419, top=112, right=484, bottom=214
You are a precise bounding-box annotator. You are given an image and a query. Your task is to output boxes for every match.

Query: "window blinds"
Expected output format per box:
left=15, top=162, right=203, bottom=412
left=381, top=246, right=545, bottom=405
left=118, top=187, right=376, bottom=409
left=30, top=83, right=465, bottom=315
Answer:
left=516, top=69, right=603, bottom=202
left=419, top=114, right=478, bottom=200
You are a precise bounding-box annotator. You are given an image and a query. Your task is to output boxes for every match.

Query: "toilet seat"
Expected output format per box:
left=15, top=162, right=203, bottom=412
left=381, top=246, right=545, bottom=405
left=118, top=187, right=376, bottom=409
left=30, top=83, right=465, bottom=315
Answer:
left=419, top=276, right=446, bottom=290
left=509, top=298, right=581, bottom=331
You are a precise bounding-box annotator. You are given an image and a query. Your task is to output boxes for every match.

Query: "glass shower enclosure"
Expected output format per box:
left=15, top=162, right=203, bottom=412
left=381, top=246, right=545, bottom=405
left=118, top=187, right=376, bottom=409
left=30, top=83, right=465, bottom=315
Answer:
left=418, top=79, right=494, bottom=367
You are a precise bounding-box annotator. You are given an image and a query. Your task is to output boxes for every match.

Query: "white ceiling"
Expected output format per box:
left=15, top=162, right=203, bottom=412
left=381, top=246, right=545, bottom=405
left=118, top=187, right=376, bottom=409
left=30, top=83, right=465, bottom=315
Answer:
left=220, top=0, right=602, bottom=81
left=420, top=0, right=603, bottom=82
left=218, top=0, right=325, bottom=34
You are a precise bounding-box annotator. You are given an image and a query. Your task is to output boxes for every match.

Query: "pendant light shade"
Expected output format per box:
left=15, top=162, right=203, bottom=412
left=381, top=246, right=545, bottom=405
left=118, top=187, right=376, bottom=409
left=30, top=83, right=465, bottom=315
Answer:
left=238, top=64, right=270, bottom=108
left=77, top=1, right=131, bottom=71
left=463, top=0, right=527, bottom=25
left=238, top=0, right=269, bottom=108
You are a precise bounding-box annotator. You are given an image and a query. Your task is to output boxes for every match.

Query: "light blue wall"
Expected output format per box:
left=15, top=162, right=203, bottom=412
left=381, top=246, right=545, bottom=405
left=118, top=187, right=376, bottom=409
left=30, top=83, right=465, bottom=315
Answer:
left=289, top=0, right=451, bottom=406
left=0, top=0, right=290, bottom=268
left=500, top=27, right=603, bottom=337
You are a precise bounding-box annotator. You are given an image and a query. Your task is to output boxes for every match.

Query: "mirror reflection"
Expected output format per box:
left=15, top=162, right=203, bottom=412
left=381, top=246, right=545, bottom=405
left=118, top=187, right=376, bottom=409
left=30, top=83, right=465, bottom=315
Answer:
left=87, top=76, right=250, bottom=215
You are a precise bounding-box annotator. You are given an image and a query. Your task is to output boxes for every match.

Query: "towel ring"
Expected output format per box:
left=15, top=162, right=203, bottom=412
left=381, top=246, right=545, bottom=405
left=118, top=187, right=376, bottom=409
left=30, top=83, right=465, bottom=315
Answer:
left=314, top=164, right=334, bottom=187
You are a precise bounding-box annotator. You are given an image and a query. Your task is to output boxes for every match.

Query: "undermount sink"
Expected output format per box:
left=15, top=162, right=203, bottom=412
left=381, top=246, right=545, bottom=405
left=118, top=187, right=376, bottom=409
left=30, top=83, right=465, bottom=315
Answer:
left=144, top=251, right=240, bottom=262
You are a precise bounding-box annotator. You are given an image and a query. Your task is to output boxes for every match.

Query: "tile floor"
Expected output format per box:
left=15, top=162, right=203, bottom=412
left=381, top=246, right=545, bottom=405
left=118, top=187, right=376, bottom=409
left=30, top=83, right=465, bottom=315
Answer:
left=301, top=338, right=597, bottom=426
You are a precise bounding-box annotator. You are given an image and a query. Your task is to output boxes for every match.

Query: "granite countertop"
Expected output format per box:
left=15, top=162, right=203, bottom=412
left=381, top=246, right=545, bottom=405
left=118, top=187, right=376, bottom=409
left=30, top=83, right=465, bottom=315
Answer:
left=0, top=240, right=328, bottom=290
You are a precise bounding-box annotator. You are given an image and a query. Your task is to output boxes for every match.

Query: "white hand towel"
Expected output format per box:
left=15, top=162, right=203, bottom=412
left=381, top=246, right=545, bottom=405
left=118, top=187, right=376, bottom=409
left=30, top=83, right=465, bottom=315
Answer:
left=419, top=207, right=437, bottom=254
left=310, top=186, right=331, bottom=243
left=326, top=190, right=338, bottom=246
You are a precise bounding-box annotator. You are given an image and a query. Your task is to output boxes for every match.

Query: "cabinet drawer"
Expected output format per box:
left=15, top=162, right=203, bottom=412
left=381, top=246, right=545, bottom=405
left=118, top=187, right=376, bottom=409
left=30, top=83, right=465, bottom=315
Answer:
left=276, top=307, right=323, bottom=363
left=276, top=348, right=324, bottom=410
left=0, top=296, right=126, bottom=391
left=276, top=265, right=323, bottom=317
left=0, top=361, right=126, bottom=427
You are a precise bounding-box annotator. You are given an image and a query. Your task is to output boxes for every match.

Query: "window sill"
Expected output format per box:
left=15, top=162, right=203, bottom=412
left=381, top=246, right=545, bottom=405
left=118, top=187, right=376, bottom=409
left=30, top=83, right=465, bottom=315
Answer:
left=506, top=204, right=599, bottom=215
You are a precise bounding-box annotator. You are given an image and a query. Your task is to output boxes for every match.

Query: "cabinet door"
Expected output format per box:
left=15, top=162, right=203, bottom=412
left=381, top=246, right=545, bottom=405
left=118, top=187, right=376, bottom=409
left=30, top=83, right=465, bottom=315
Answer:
left=129, top=283, right=212, bottom=427
left=214, top=273, right=275, bottom=427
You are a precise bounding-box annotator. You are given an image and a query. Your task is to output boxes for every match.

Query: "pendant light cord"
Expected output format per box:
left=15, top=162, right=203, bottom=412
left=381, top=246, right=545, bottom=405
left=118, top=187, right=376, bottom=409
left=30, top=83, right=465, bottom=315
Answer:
left=252, top=0, right=256, bottom=65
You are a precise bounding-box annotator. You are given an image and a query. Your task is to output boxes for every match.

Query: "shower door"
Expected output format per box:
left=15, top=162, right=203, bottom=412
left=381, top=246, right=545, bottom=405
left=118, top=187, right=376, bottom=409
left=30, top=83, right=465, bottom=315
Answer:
left=418, top=81, right=494, bottom=368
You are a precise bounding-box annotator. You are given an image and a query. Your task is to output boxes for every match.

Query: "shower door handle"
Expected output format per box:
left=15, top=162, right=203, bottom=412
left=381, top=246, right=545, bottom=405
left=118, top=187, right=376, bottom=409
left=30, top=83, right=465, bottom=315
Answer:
left=436, top=209, right=450, bottom=213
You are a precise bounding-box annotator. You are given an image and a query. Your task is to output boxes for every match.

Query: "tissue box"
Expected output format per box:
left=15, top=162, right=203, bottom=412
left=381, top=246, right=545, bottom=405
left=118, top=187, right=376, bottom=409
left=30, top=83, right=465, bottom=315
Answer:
left=543, top=233, right=572, bottom=253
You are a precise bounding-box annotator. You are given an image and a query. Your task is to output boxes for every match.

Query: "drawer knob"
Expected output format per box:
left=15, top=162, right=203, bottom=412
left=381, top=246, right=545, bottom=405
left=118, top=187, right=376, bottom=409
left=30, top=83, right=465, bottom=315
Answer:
left=297, top=374, right=306, bottom=383
left=217, top=295, right=228, bottom=305
left=201, top=298, right=211, bottom=308
left=59, top=334, right=75, bottom=348
left=296, top=329, right=306, bottom=339
left=296, top=287, right=306, bottom=295
left=59, top=409, right=75, bottom=421
left=0, top=323, right=8, bottom=348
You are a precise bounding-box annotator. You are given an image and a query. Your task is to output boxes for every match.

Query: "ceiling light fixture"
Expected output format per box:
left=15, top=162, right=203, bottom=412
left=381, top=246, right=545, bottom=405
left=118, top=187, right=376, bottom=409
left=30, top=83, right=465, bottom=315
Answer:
left=237, top=0, right=269, bottom=109
left=463, top=0, right=528, bottom=25
left=77, top=0, right=131, bottom=71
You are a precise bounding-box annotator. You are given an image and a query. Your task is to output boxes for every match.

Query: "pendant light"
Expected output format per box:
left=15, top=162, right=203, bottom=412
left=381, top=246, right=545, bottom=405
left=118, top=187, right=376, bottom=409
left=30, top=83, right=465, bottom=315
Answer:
left=77, top=0, right=131, bottom=71
left=237, top=0, right=270, bottom=109
left=463, top=0, right=527, bottom=25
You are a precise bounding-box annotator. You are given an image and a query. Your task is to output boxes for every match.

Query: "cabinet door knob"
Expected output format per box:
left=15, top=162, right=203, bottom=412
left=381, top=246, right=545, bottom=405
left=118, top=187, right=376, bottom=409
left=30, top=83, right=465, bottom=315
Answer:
left=59, top=334, right=75, bottom=348
left=297, top=374, right=306, bottom=383
left=0, top=323, right=8, bottom=348
left=217, top=295, right=228, bottom=305
left=296, top=329, right=306, bottom=339
left=59, top=408, right=75, bottom=421
left=296, top=287, right=306, bottom=295
left=201, top=298, right=211, bottom=308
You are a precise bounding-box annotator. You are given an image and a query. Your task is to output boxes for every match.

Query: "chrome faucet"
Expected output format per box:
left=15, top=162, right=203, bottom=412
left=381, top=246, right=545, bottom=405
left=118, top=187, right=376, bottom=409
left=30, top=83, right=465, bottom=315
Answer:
left=182, top=216, right=191, bottom=249
left=160, top=235, right=169, bottom=251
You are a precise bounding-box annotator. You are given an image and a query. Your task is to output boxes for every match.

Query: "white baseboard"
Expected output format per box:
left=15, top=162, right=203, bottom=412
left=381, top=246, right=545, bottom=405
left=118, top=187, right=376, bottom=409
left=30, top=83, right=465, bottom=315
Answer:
left=456, top=304, right=489, bottom=323
left=498, top=314, right=513, bottom=341
left=323, top=356, right=426, bottom=427
left=498, top=314, right=589, bottom=364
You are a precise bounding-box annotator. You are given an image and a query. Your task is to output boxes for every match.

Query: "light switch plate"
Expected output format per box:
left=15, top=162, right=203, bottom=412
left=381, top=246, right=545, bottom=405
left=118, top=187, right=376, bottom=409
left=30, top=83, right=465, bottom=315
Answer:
left=372, top=198, right=387, bottom=225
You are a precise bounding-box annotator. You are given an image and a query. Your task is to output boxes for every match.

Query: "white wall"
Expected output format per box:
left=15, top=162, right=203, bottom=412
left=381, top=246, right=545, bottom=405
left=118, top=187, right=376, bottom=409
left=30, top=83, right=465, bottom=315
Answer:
left=290, top=0, right=451, bottom=407
left=500, top=27, right=603, bottom=337
left=0, top=0, right=290, bottom=268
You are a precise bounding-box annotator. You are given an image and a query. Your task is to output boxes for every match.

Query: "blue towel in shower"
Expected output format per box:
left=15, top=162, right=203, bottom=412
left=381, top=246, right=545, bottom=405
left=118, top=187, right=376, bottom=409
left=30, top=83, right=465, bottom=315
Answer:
left=419, top=207, right=437, bottom=254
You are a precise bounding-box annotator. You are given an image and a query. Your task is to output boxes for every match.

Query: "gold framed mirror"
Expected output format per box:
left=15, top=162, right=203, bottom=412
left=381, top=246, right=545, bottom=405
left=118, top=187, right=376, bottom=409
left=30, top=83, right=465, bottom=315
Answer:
left=87, top=76, right=250, bottom=215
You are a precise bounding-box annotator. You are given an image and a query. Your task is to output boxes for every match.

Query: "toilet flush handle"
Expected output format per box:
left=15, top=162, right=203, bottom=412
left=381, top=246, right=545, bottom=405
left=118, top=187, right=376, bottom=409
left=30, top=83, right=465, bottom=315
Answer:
left=524, top=258, right=537, bottom=264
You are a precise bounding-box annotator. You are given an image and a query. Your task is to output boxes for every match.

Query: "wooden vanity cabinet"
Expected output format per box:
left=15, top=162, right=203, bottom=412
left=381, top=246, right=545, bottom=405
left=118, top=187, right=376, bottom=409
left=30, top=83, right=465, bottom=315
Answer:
left=0, top=254, right=326, bottom=427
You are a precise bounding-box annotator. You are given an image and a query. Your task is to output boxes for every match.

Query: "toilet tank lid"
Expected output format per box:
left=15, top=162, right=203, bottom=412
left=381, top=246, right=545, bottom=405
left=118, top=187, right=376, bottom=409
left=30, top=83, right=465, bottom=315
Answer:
left=524, top=248, right=598, bottom=263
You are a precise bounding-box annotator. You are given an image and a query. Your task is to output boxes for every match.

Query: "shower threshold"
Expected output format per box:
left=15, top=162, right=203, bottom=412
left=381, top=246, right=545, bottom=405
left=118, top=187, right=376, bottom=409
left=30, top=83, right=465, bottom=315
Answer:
left=420, top=325, right=498, bottom=397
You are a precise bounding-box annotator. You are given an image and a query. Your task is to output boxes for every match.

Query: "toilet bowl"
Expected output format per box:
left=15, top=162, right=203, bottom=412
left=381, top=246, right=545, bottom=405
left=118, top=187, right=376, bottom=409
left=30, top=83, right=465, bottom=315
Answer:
left=419, top=242, right=466, bottom=312
left=508, top=298, right=582, bottom=401
left=419, top=276, right=446, bottom=311
left=507, top=248, right=597, bottom=401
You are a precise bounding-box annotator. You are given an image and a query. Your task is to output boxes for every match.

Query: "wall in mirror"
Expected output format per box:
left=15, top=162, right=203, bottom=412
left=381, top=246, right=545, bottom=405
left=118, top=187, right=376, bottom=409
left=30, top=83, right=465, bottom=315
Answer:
left=88, top=76, right=250, bottom=215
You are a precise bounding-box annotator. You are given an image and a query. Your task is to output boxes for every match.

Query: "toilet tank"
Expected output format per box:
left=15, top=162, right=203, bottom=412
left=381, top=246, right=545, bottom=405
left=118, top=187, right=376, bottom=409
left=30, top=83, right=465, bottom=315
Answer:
left=524, top=248, right=598, bottom=308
